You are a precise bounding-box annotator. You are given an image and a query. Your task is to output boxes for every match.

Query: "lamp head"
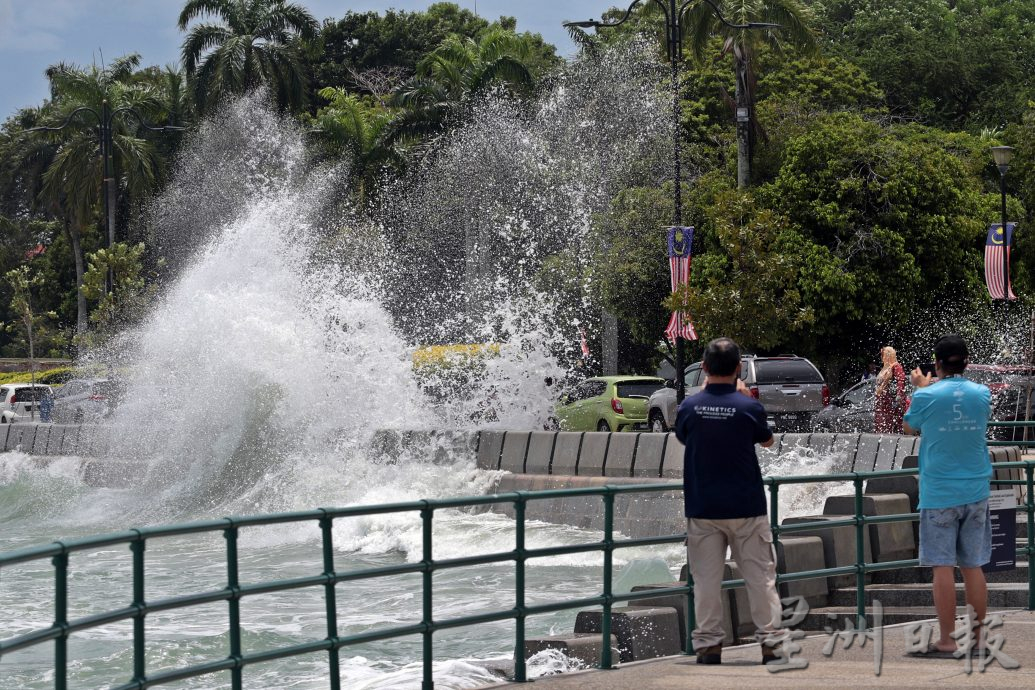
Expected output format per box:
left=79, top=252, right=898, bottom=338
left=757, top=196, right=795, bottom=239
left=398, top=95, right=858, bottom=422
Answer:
left=991, top=145, right=1015, bottom=174
left=563, top=20, right=600, bottom=29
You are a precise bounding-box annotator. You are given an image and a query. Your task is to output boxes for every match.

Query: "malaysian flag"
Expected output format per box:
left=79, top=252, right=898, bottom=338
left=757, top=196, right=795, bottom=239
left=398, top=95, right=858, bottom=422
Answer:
left=985, top=223, right=1017, bottom=300
left=664, top=226, right=698, bottom=342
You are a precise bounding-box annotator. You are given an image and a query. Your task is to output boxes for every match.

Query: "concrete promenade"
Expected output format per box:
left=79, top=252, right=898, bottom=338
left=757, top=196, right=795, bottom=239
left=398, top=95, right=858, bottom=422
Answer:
left=490, top=609, right=1035, bottom=688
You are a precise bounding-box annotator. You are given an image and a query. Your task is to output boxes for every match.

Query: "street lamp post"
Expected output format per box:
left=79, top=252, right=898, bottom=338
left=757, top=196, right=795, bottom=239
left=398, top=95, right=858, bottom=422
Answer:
left=991, top=145, right=1016, bottom=364
left=29, top=101, right=183, bottom=292
left=992, top=145, right=1015, bottom=305
left=566, top=0, right=777, bottom=402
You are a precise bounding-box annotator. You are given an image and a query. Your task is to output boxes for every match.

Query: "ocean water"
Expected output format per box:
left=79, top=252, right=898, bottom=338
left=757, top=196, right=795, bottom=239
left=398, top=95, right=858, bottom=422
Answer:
left=0, top=42, right=851, bottom=688
left=0, top=448, right=691, bottom=689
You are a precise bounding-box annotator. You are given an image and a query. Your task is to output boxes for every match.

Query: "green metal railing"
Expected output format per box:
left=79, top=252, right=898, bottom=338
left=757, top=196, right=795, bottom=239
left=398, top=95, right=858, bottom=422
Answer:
left=1, top=461, right=1034, bottom=689
left=988, top=420, right=1035, bottom=446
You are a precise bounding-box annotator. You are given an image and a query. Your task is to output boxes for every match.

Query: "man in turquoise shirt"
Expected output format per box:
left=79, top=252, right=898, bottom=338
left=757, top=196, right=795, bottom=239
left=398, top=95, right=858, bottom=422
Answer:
left=903, top=334, right=992, bottom=657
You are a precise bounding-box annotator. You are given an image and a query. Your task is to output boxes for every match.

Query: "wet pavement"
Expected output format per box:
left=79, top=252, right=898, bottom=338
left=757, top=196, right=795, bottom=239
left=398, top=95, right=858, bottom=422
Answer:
left=488, top=609, right=1035, bottom=688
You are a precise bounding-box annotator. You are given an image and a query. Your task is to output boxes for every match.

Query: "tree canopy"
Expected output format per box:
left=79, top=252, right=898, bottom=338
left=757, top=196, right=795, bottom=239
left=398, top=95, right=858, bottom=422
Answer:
left=0, top=0, right=1032, bottom=385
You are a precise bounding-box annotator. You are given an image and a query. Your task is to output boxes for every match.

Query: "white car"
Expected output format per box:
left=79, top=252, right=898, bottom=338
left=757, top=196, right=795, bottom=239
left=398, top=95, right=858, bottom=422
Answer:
left=0, top=383, right=53, bottom=423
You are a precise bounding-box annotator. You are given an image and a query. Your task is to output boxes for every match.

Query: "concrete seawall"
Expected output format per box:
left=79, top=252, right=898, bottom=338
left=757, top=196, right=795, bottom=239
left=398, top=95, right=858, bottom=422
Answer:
left=6, top=424, right=1026, bottom=532
left=5, top=423, right=1029, bottom=652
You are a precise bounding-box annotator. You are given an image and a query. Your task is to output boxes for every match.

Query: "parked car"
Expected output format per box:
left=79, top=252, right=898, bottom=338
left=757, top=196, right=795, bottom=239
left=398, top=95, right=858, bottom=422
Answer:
left=0, top=383, right=54, bottom=423
left=963, top=364, right=1035, bottom=441
left=812, top=378, right=877, bottom=433
left=814, top=363, right=1035, bottom=436
left=647, top=355, right=829, bottom=432
left=50, top=378, right=119, bottom=423
left=554, top=376, right=667, bottom=432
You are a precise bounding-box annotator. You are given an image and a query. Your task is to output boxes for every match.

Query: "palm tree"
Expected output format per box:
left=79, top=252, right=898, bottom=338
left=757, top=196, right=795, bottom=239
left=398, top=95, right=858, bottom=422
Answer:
left=683, top=0, right=817, bottom=187
left=311, top=87, right=401, bottom=205
left=33, top=54, right=164, bottom=335
left=390, top=28, right=538, bottom=143
left=178, top=0, right=318, bottom=114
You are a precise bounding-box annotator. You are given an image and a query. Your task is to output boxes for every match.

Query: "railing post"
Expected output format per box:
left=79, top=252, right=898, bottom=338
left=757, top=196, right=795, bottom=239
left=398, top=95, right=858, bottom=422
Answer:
left=1027, top=464, right=1034, bottom=611
left=320, top=513, right=342, bottom=690
left=769, top=480, right=781, bottom=565
left=53, top=546, right=68, bottom=690
left=599, top=488, right=615, bottom=670
left=513, top=494, right=527, bottom=682
left=684, top=565, right=695, bottom=655
left=224, top=523, right=242, bottom=690
left=130, top=535, right=147, bottom=686
left=421, top=503, right=434, bottom=690
left=854, top=475, right=866, bottom=630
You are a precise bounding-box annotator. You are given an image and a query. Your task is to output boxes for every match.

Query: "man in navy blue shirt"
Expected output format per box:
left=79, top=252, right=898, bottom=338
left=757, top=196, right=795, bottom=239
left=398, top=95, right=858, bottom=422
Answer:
left=676, top=337, right=784, bottom=665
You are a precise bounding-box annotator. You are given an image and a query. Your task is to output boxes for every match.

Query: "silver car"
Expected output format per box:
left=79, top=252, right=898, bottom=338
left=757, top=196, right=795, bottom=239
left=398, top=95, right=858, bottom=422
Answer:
left=648, top=355, right=829, bottom=432
left=51, top=378, right=119, bottom=423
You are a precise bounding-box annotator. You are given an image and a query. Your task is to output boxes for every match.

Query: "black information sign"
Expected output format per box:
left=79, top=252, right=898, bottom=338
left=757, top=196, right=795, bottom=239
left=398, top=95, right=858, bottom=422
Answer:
left=983, top=490, right=1017, bottom=573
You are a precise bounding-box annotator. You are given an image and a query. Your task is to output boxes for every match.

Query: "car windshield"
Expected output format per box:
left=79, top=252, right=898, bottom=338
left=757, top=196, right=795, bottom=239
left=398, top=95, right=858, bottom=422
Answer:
left=844, top=381, right=874, bottom=405
left=753, top=360, right=824, bottom=384
left=615, top=381, right=664, bottom=399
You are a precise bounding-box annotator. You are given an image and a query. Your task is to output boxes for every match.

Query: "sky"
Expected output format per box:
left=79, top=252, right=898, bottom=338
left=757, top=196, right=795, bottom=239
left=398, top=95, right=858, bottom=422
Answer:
left=0, top=0, right=605, bottom=121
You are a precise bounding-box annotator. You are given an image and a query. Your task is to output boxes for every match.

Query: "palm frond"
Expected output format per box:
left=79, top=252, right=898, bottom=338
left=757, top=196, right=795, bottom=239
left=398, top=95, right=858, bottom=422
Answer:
left=178, top=0, right=237, bottom=31
left=181, top=24, right=233, bottom=74
left=253, top=2, right=317, bottom=40
left=471, top=56, right=533, bottom=95
left=565, top=24, right=600, bottom=56
left=107, top=54, right=142, bottom=82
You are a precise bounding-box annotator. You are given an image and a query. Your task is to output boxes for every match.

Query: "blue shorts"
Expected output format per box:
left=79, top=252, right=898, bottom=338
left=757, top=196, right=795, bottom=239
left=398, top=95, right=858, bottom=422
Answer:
left=919, top=499, right=991, bottom=568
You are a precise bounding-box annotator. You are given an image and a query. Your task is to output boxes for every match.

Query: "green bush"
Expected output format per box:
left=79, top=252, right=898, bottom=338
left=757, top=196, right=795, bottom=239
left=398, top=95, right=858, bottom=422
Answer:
left=0, top=366, right=78, bottom=386
left=36, top=367, right=77, bottom=384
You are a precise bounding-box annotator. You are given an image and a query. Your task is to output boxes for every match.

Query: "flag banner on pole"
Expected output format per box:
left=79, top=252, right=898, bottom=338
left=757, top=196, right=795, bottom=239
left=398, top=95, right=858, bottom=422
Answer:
left=579, top=325, right=591, bottom=358
left=664, top=226, right=698, bottom=342
left=985, top=223, right=1017, bottom=300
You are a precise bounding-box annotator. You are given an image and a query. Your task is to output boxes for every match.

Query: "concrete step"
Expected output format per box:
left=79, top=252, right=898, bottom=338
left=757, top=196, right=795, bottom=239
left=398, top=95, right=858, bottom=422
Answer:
left=797, top=605, right=1024, bottom=631
left=872, top=561, right=1030, bottom=585
left=827, top=583, right=1033, bottom=609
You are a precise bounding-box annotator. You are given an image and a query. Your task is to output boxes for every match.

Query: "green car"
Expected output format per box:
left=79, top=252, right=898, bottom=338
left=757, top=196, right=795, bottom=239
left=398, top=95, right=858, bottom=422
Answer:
left=555, top=376, right=667, bottom=432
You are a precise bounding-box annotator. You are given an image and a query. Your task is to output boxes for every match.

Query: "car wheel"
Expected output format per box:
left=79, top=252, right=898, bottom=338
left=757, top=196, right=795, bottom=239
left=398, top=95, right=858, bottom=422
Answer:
left=649, top=411, right=667, bottom=433
left=597, top=420, right=611, bottom=432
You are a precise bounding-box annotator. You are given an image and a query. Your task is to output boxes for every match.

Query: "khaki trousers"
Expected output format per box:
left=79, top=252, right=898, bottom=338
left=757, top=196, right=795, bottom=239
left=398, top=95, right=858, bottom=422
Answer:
left=686, top=515, right=783, bottom=648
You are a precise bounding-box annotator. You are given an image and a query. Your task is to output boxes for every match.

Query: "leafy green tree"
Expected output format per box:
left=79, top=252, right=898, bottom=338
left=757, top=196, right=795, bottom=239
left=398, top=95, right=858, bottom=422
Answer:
left=750, top=51, right=886, bottom=184
left=812, top=0, right=1035, bottom=130
left=668, top=190, right=816, bottom=350
left=307, top=88, right=401, bottom=205
left=391, top=28, right=545, bottom=143
left=755, top=112, right=1020, bottom=367
left=21, top=55, right=164, bottom=336
left=3, top=265, right=58, bottom=386
left=592, top=185, right=673, bottom=352
left=683, top=0, right=818, bottom=188
left=305, top=4, right=559, bottom=99
left=79, top=242, right=162, bottom=347
left=305, top=3, right=489, bottom=92
left=178, top=0, right=318, bottom=113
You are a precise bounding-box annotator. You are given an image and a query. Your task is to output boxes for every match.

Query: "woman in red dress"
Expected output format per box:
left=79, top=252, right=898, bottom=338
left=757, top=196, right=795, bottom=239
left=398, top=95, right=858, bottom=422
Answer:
left=874, top=346, right=906, bottom=433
